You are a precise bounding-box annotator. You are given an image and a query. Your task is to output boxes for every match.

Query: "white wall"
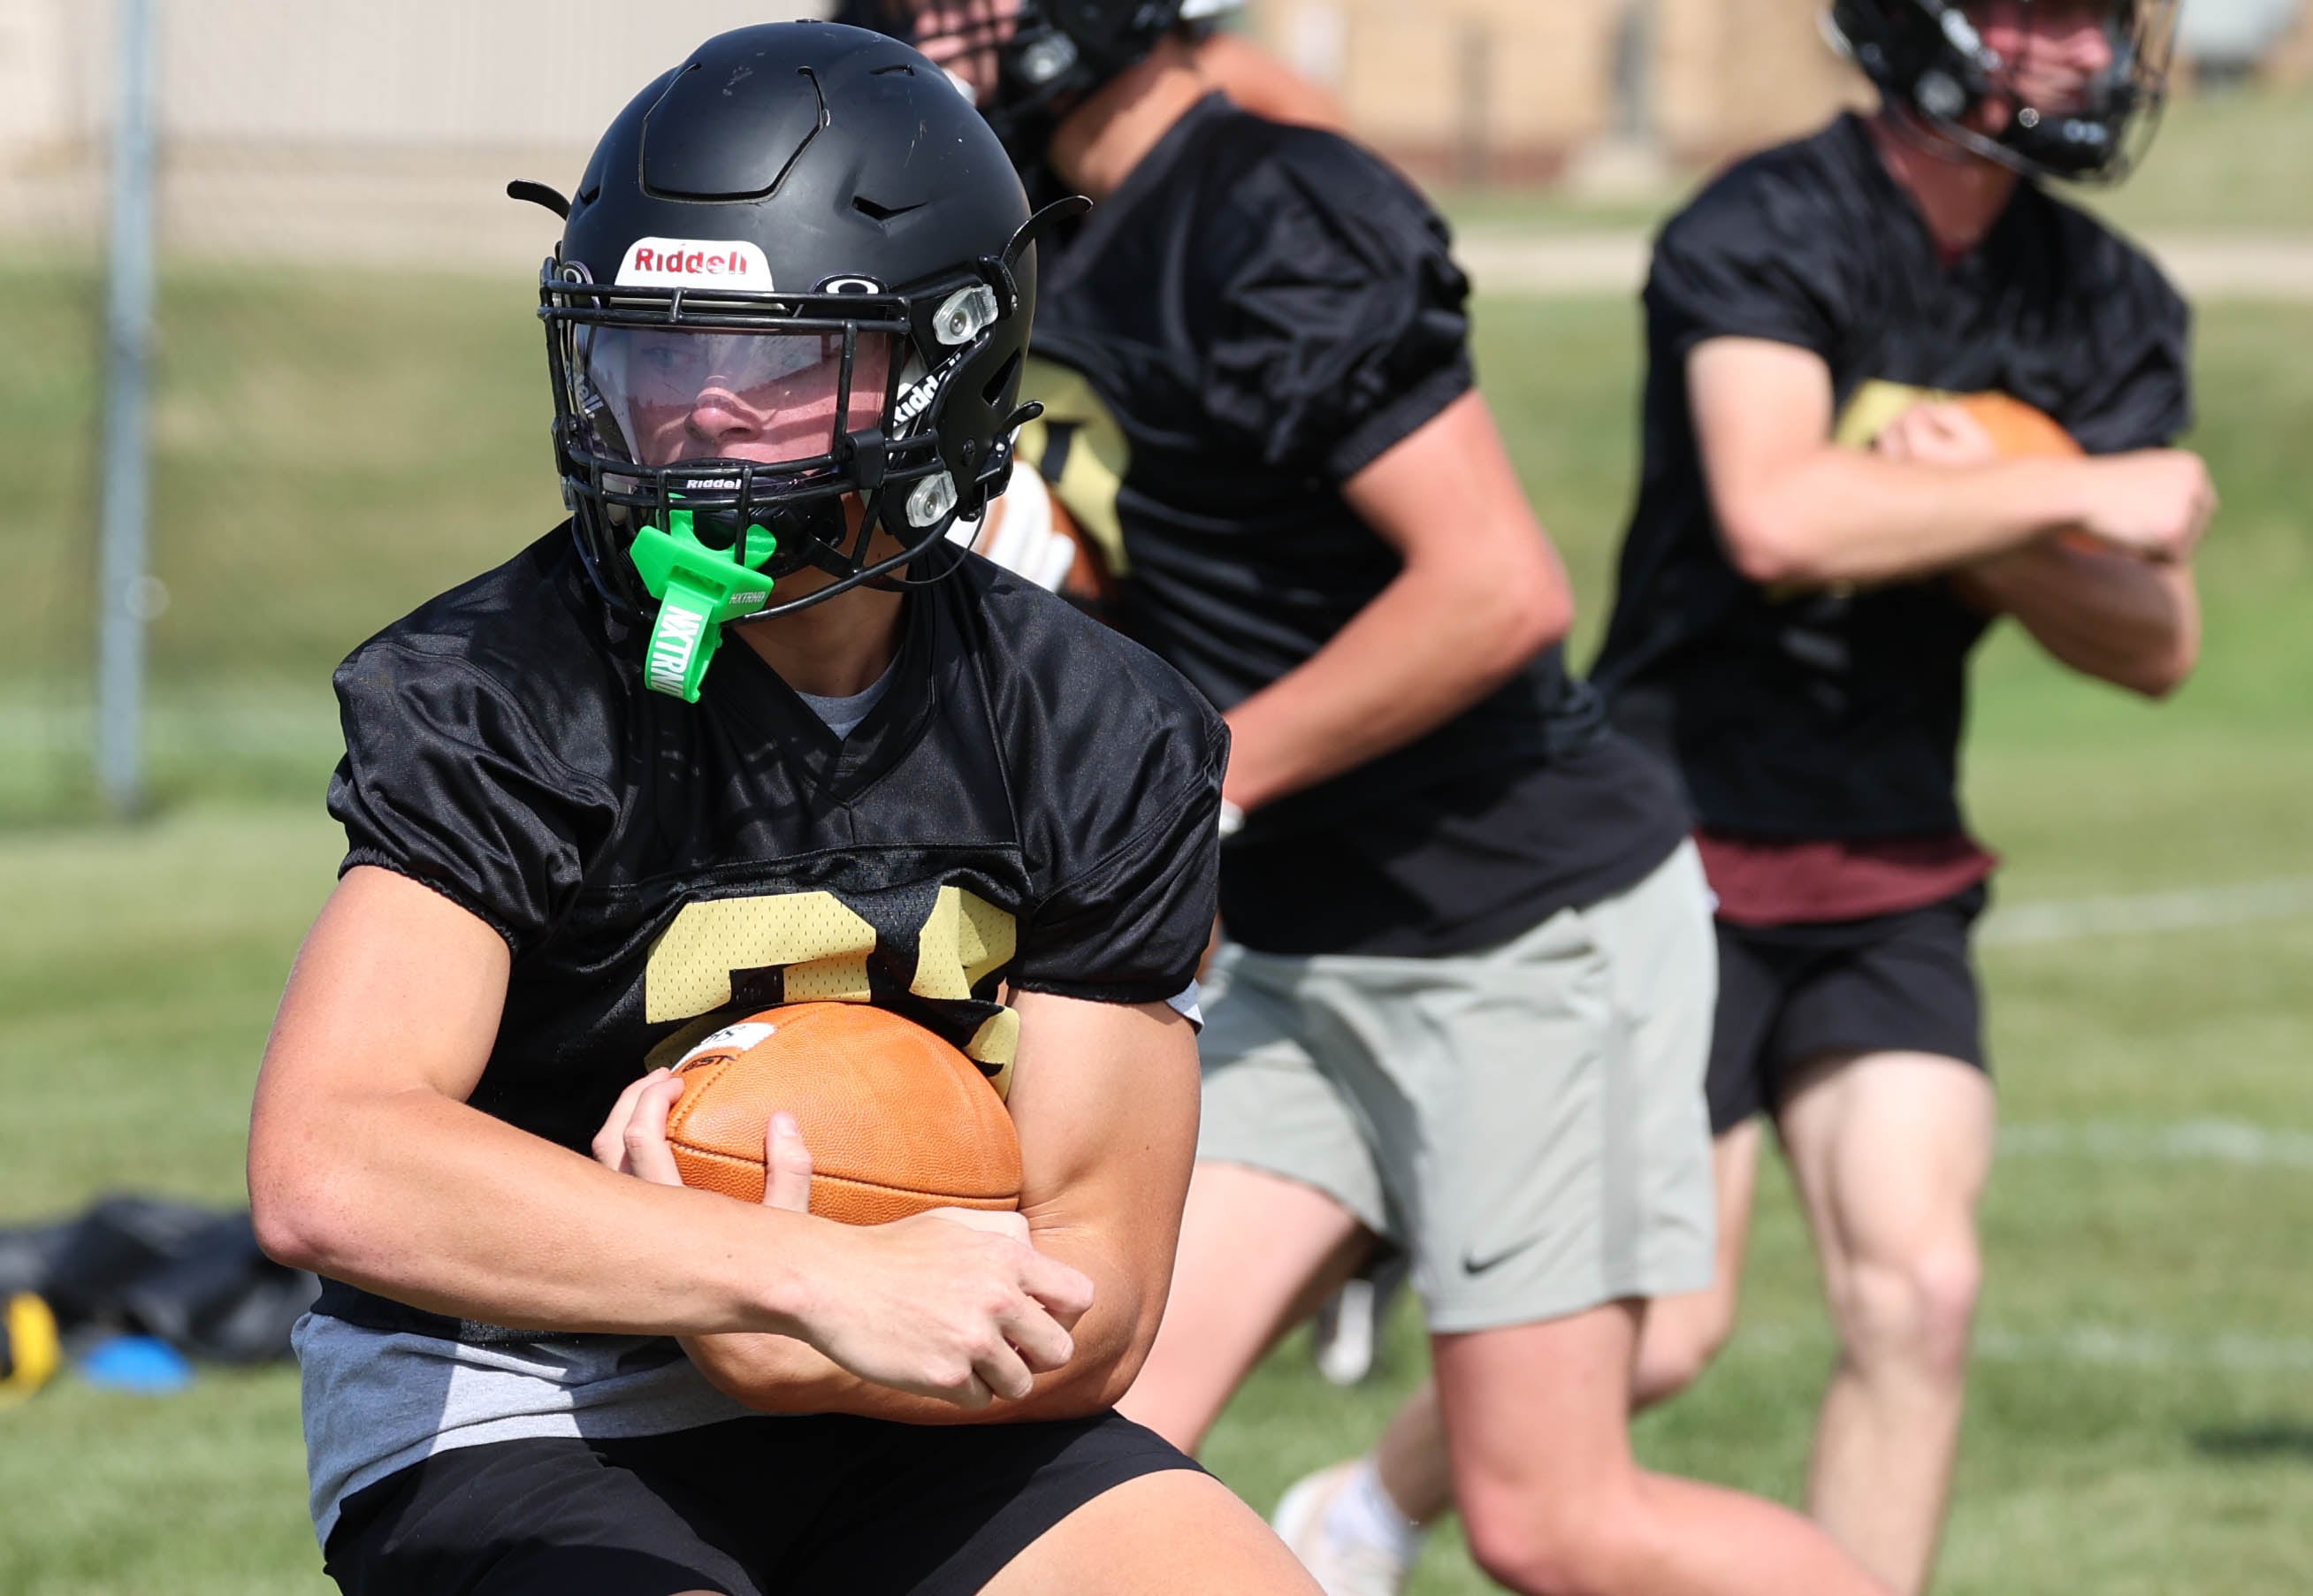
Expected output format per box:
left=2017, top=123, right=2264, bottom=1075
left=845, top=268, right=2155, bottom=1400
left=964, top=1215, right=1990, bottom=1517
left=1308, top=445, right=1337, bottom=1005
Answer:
left=3, top=0, right=836, bottom=153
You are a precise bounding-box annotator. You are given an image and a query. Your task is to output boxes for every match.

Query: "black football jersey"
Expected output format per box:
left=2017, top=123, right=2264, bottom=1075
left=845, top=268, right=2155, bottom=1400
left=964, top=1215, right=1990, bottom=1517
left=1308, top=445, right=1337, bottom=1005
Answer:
left=1593, top=112, right=2192, bottom=840
left=1019, top=94, right=1688, bottom=958
left=314, top=530, right=1224, bottom=1340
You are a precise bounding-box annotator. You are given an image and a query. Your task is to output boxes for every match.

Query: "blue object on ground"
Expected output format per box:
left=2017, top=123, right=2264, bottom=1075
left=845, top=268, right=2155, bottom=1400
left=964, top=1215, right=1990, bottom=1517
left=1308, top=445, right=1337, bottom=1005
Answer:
left=78, top=1333, right=194, bottom=1393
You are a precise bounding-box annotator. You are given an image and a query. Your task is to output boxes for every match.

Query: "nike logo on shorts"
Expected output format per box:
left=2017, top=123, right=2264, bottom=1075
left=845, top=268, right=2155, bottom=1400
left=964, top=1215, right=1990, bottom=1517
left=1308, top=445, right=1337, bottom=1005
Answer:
left=1461, top=1237, right=1542, bottom=1276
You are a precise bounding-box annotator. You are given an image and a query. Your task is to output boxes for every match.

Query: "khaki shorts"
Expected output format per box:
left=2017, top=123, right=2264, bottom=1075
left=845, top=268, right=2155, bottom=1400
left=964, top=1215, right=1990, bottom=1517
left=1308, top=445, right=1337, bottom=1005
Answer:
left=1196, top=841, right=1717, bottom=1333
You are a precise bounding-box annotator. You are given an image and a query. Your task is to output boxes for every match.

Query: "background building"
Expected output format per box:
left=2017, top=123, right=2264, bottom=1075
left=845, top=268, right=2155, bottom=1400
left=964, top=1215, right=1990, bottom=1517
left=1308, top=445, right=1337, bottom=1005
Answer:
left=6, top=1, right=2310, bottom=251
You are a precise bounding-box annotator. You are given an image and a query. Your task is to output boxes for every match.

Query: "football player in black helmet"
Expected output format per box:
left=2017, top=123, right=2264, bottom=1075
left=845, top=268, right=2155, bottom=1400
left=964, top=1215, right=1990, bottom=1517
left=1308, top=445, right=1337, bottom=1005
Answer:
left=248, top=22, right=1321, bottom=1596
left=1832, top=0, right=2179, bottom=181
left=836, top=0, right=1232, bottom=161
left=856, top=7, right=1898, bottom=1596
left=833, top=0, right=1343, bottom=145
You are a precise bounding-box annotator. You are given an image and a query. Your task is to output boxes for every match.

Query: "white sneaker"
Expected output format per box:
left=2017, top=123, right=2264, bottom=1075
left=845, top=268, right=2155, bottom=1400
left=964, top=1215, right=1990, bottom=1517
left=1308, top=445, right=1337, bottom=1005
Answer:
left=1311, top=1278, right=1379, bottom=1386
left=1310, top=1254, right=1410, bottom=1386
left=1271, top=1462, right=1416, bottom=1596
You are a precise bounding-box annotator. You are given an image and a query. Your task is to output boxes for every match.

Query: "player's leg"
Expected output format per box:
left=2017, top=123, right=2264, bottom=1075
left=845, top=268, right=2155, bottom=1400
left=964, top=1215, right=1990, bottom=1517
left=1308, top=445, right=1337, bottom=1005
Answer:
left=1408, top=844, right=1877, bottom=1596
left=1760, top=888, right=1995, bottom=1594
left=1631, top=911, right=1791, bottom=1406
left=1279, top=896, right=1785, bottom=1566
left=1439, top=1304, right=1889, bottom=1596
left=1280, top=1117, right=1761, bottom=1577
left=1118, top=943, right=1382, bottom=1453
left=1631, top=1117, right=1760, bottom=1406
left=1282, top=843, right=1873, bottom=1596
left=1120, top=1158, right=1370, bottom=1449
left=982, top=1468, right=1322, bottom=1594
left=1777, top=1050, right=1994, bottom=1596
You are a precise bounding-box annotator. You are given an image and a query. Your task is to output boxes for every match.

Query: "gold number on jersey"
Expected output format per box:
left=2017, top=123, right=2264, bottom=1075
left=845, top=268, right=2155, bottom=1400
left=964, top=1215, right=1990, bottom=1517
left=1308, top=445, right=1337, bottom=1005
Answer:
left=911, top=885, right=1018, bottom=1000
left=643, top=888, right=1022, bottom=1088
left=1016, top=355, right=1130, bottom=577
left=644, top=892, right=878, bottom=1021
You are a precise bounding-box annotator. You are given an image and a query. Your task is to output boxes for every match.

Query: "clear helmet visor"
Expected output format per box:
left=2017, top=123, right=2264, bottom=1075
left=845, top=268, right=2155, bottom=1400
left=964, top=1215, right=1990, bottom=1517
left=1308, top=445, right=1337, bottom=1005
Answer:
left=578, top=326, right=897, bottom=470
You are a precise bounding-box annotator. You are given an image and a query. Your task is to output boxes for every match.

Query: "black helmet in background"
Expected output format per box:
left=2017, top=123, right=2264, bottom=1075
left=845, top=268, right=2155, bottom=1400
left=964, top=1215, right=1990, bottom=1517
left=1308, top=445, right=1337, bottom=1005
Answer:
left=835, top=0, right=1237, bottom=163
left=523, top=22, right=1059, bottom=697
left=1828, top=0, right=2180, bottom=183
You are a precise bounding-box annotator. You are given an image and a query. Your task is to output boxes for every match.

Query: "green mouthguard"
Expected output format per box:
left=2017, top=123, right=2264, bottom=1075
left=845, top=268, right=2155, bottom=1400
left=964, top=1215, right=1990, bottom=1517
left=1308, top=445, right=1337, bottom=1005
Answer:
left=628, top=509, right=779, bottom=703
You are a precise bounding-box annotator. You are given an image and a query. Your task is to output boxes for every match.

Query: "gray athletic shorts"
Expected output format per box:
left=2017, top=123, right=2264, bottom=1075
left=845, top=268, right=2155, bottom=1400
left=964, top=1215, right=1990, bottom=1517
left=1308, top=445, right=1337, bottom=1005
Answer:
left=1197, top=840, right=1717, bottom=1333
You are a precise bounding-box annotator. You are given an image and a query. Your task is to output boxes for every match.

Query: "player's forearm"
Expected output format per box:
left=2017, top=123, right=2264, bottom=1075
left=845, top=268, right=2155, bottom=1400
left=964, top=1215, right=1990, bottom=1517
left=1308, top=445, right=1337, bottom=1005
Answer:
left=251, top=1087, right=828, bottom=1339
left=1221, top=547, right=1569, bottom=811
left=683, top=1224, right=1157, bottom=1424
left=1961, top=540, right=2199, bottom=697
left=1720, top=451, right=2096, bottom=588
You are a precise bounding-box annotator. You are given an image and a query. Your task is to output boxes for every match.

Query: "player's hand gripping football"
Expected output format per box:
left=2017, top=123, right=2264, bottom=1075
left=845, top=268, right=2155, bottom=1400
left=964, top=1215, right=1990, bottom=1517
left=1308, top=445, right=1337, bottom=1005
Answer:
left=2070, top=449, right=2218, bottom=563
left=1874, top=400, right=2002, bottom=467
left=593, top=1070, right=1094, bottom=1409
left=1877, top=400, right=2215, bottom=564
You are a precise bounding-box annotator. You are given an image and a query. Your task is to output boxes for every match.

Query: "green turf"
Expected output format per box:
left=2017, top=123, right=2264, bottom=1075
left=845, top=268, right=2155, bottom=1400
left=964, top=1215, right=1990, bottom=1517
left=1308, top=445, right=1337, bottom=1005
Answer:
left=4, top=263, right=2311, bottom=1591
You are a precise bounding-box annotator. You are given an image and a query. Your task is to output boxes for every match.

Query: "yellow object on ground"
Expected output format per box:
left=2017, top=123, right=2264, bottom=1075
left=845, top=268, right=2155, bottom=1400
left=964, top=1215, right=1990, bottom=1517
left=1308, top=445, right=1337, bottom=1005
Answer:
left=1, top=1292, right=62, bottom=1404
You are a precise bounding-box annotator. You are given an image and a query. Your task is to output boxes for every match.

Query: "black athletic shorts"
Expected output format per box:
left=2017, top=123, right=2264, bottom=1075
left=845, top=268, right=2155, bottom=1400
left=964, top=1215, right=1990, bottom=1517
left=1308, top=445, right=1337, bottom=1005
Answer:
left=1706, top=883, right=1989, bottom=1134
left=323, top=1409, right=1198, bottom=1596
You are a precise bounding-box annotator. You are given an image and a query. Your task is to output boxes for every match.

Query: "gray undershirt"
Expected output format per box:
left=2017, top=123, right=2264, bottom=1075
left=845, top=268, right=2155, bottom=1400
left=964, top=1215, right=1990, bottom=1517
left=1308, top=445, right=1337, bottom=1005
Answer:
left=792, top=661, right=897, bottom=740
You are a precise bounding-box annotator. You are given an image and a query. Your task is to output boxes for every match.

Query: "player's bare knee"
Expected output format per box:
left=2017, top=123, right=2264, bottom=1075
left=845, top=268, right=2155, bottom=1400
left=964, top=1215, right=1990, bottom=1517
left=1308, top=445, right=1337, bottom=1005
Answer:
left=1907, top=1240, right=1983, bottom=1378
left=1632, top=1311, right=1730, bottom=1406
left=1834, top=1239, right=1981, bottom=1382
left=1632, top=1274, right=1741, bottom=1405
left=1462, top=1486, right=1645, bottom=1596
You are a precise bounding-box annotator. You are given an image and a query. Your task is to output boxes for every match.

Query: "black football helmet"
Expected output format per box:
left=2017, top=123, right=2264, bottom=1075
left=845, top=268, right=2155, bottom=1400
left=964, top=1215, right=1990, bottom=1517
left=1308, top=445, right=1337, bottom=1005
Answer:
left=1829, top=0, right=2179, bottom=183
left=835, top=0, right=1234, bottom=162
left=516, top=22, right=1074, bottom=699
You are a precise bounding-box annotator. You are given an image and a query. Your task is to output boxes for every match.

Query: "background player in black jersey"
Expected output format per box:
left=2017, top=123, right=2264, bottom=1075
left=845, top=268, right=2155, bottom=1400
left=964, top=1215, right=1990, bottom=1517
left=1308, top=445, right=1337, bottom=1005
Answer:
left=1598, top=5, right=2210, bottom=1590
left=852, top=6, right=1896, bottom=1596
left=245, top=24, right=1321, bottom=1596
left=1305, top=4, right=2215, bottom=1594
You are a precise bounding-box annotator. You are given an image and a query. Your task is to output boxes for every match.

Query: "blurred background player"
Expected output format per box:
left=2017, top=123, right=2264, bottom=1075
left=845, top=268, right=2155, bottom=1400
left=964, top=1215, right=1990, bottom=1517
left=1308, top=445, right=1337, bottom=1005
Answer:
left=838, top=0, right=1347, bottom=130
left=900, top=0, right=1409, bottom=1387
left=851, top=5, right=1899, bottom=1596
left=247, top=23, right=1324, bottom=1595
left=1294, top=3, right=2215, bottom=1592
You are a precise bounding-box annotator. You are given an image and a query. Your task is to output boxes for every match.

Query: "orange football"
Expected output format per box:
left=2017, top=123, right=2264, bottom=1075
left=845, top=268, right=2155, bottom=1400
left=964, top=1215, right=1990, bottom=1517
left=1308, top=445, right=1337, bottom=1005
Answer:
left=663, top=1004, right=1020, bottom=1226
left=1956, top=392, right=2107, bottom=554
left=1954, top=391, right=2081, bottom=458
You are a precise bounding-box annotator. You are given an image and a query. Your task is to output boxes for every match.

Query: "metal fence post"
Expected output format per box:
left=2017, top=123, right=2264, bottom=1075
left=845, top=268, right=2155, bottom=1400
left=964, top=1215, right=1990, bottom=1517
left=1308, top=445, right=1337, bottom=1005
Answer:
left=96, top=0, right=159, bottom=818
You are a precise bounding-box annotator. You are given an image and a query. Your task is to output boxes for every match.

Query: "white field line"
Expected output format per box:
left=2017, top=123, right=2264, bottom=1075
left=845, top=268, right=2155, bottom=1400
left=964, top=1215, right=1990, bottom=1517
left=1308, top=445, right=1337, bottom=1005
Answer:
left=1453, top=228, right=2313, bottom=302
left=1979, top=875, right=2313, bottom=945
left=2000, top=1119, right=2313, bottom=1170
left=1734, top=1319, right=2313, bottom=1374
left=1973, top=1326, right=2313, bottom=1374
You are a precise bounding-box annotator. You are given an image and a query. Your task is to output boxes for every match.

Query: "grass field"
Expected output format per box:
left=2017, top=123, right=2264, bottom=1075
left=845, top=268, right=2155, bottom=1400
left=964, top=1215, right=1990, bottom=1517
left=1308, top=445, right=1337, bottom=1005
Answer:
left=4, top=256, right=2312, bottom=1592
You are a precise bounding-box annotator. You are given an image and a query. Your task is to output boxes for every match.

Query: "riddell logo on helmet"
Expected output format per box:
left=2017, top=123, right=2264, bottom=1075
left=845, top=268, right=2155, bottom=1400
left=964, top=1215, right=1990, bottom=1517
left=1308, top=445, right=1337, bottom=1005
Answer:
left=615, top=238, right=775, bottom=289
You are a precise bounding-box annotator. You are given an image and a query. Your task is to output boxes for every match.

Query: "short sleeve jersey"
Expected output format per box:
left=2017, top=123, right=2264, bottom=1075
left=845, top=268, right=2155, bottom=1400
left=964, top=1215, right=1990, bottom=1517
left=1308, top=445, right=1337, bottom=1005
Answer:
left=1022, top=95, right=1689, bottom=958
left=317, top=531, right=1225, bottom=1340
left=1592, top=112, right=2191, bottom=840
